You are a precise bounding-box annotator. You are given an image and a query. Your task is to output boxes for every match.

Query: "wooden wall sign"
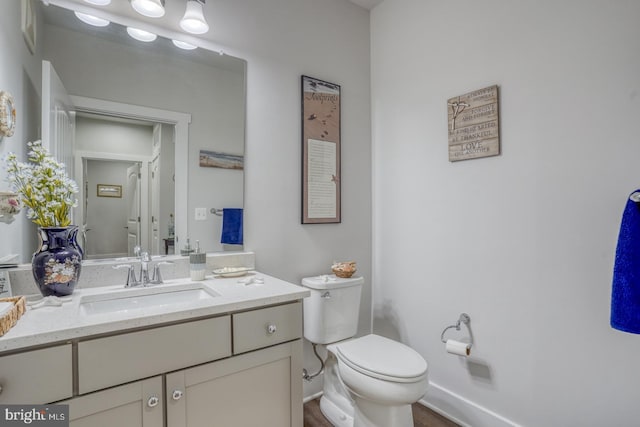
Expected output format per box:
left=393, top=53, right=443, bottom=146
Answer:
left=448, top=85, right=500, bottom=162
left=301, top=75, right=341, bottom=224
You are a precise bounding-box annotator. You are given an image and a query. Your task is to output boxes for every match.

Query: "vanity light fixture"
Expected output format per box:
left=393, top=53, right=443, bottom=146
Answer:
left=130, top=0, right=165, bottom=18
left=172, top=40, right=198, bottom=50
left=74, top=12, right=110, bottom=27
left=83, top=0, right=112, bottom=5
left=126, top=27, right=158, bottom=42
left=180, top=0, right=209, bottom=35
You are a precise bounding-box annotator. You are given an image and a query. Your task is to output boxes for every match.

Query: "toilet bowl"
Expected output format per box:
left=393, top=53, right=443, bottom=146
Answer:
left=301, top=275, right=428, bottom=427
left=328, top=334, right=428, bottom=427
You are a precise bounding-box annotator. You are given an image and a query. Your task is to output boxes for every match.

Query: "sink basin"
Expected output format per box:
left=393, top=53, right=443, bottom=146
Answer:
left=79, top=283, right=220, bottom=316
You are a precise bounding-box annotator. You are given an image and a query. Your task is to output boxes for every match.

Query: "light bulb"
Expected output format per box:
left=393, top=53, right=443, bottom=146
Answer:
left=126, top=27, right=157, bottom=42
left=172, top=40, right=198, bottom=50
left=74, top=12, right=110, bottom=27
left=130, top=0, right=165, bottom=18
left=84, top=0, right=112, bottom=5
left=180, top=0, right=209, bottom=35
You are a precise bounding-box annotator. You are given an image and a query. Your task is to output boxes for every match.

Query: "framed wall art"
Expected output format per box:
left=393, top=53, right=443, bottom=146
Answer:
left=301, top=75, right=341, bottom=224
left=97, top=184, right=122, bottom=198
left=448, top=85, right=500, bottom=162
left=199, top=149, right=244, bottom=170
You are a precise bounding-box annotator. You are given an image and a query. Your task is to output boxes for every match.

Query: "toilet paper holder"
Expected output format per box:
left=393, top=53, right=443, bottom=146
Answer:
left=440, top=313, right=473, bottom=345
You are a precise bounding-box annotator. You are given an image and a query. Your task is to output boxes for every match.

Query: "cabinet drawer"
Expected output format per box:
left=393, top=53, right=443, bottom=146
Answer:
left=233, top=302, right=302, bottom=354
left=0, top=345, right=73, bottom=404
left=78, top=316, right=231, bottom=394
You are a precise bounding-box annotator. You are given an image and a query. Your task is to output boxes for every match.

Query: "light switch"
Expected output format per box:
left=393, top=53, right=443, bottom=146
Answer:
left=195, top=208, right=207, bottom=221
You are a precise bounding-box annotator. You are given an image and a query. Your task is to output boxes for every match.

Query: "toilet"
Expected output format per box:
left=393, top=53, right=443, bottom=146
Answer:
left=302, top=275, right=428, bottom=427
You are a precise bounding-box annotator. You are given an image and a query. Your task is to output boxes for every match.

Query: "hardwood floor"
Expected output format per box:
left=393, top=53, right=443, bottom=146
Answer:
left=303, top=398, right=460, bottom=427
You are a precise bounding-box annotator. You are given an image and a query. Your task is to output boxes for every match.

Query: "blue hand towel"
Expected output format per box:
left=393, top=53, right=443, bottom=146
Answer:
left=611, top=191, right=640, bottom=334
left=221, top=208, right=243, bottom=245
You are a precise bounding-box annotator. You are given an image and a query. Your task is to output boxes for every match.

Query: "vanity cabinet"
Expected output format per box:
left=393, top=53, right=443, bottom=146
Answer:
left=166, top=340, right=302, bottom=427
left=77, top=316, right=232, bottom=394
left=0, top=344, right=73, bottom=404
left=63, top=376, right=163, bottom=427
left=37, top=301, right=304, bottom=427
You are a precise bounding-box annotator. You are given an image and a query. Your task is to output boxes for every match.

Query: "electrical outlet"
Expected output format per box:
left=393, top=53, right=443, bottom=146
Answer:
left=195, top=208, right=207, bottom=221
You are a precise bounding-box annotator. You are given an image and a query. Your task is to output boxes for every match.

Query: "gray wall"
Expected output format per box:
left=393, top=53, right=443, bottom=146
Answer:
left=85, top=159, right=131, bottom=258
left=371, top=0, right=640, bottom=426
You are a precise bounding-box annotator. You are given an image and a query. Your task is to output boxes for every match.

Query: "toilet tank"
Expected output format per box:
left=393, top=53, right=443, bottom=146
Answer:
left=301, top=275, right=364, bottom=344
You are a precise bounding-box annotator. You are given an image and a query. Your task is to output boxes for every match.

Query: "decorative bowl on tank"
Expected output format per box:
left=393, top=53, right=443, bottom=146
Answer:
left=332, top=261, right=357, bottom=278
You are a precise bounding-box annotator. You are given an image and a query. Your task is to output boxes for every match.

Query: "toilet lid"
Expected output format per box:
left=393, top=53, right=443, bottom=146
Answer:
left=336, top=334, right=427, bottom=383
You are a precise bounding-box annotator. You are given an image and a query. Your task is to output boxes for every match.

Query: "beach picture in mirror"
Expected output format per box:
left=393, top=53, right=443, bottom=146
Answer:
left=301, top=75, right=341, bottom=224
left=199, top=150, right=244, bottom=170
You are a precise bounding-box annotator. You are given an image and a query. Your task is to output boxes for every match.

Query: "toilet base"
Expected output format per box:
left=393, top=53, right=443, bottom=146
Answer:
left=352, top=396, right=414, bottom=427
left=320, top=395, right=354, bottom=427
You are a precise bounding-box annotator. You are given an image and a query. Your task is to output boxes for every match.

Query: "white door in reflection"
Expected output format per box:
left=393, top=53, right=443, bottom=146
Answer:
left=126, top=163, right=142, bottom=257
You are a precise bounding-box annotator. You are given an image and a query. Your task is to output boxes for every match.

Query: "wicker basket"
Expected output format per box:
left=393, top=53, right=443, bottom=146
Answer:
left=333, top=269, right=355, bottom=278
left=0, top=296, right=26, bottom=337
left=331, top=261, right=357, bottom=278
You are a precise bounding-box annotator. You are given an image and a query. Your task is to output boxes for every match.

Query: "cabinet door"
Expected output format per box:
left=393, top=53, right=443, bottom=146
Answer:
left=62, top=376, right=162, bottom=427
left=166, top=340, right=303, bottom=427
left=0, top=344, right=72, bottom=404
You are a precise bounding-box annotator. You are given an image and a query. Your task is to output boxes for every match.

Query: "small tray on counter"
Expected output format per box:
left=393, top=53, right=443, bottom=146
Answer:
left=212, top=267, right=252, bottom=278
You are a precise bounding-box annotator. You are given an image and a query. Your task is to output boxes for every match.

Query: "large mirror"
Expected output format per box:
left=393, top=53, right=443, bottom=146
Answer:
left=14, top=2, right=246, bottom=262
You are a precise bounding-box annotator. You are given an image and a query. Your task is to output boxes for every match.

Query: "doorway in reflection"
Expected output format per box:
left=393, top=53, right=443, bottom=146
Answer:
left=76, top=114, right=175, bottom=259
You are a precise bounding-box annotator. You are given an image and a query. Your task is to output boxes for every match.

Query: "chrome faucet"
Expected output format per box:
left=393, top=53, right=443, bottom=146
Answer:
left=139, top=250, right=152, bottom=285
left=114, top=247, right=172, bottom=287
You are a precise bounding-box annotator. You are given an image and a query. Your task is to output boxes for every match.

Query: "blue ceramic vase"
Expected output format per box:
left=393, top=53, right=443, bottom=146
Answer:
left=32, top=226, right=83, bottom=297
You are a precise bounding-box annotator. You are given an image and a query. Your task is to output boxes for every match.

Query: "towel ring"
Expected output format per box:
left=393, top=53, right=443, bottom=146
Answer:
left=440, top=313, right=472, bottom=344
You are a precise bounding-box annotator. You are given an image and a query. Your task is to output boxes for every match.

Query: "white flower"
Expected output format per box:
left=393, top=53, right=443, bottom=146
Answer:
left=4, top=140, right=78, bottom=227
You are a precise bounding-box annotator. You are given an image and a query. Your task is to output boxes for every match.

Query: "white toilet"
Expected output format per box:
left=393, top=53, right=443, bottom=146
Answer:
left=302, top=275, right=428, bottom=427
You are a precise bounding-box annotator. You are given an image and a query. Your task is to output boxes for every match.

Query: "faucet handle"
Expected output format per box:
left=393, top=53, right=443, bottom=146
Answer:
left=151, top=261, right=173, bottom=285
left=113, top=264, right=139, bottom=288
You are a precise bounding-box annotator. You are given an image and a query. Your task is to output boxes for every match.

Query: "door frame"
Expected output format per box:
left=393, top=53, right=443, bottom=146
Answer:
left=77, top=153, right=149, bottom=258
left=71, top=96, right=191, bottom=249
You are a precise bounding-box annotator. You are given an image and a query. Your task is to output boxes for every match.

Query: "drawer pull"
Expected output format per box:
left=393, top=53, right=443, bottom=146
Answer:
left=172, top=390, right=184, bottom=401
left=147, top=396, right=159, bottom=408
left=0, top=385, right=3, bottom=395
left=267, top=324, right=277, bottom=334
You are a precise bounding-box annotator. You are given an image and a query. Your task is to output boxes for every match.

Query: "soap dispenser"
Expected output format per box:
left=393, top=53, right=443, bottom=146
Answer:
left=180, top=238, right=194, bottom=256
left=189, top=241, right=206, bottom=281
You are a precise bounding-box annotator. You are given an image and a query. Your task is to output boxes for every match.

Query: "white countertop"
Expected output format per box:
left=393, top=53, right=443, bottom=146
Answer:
left=0, top=272, right=309, bottom=353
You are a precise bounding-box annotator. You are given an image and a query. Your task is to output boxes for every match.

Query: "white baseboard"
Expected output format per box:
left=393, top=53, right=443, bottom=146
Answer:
left=420, top=382, right=522, bottom=427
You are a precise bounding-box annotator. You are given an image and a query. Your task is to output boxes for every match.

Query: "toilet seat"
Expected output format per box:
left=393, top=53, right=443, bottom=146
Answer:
left=336, top=334, right=427, bottom=383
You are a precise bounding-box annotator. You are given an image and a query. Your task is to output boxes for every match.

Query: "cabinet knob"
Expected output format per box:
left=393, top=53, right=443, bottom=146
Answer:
left=172, top=390, right=184, bottom=401
left=267, top=324, right=277, bottom=334
left=147, top=396, right=159, bottom=408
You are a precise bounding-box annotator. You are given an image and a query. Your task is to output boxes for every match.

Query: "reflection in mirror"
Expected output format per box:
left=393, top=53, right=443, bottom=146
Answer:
left=8, top=2, right=246, bottom=263
left=75, top=113, right=175, bottom=259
